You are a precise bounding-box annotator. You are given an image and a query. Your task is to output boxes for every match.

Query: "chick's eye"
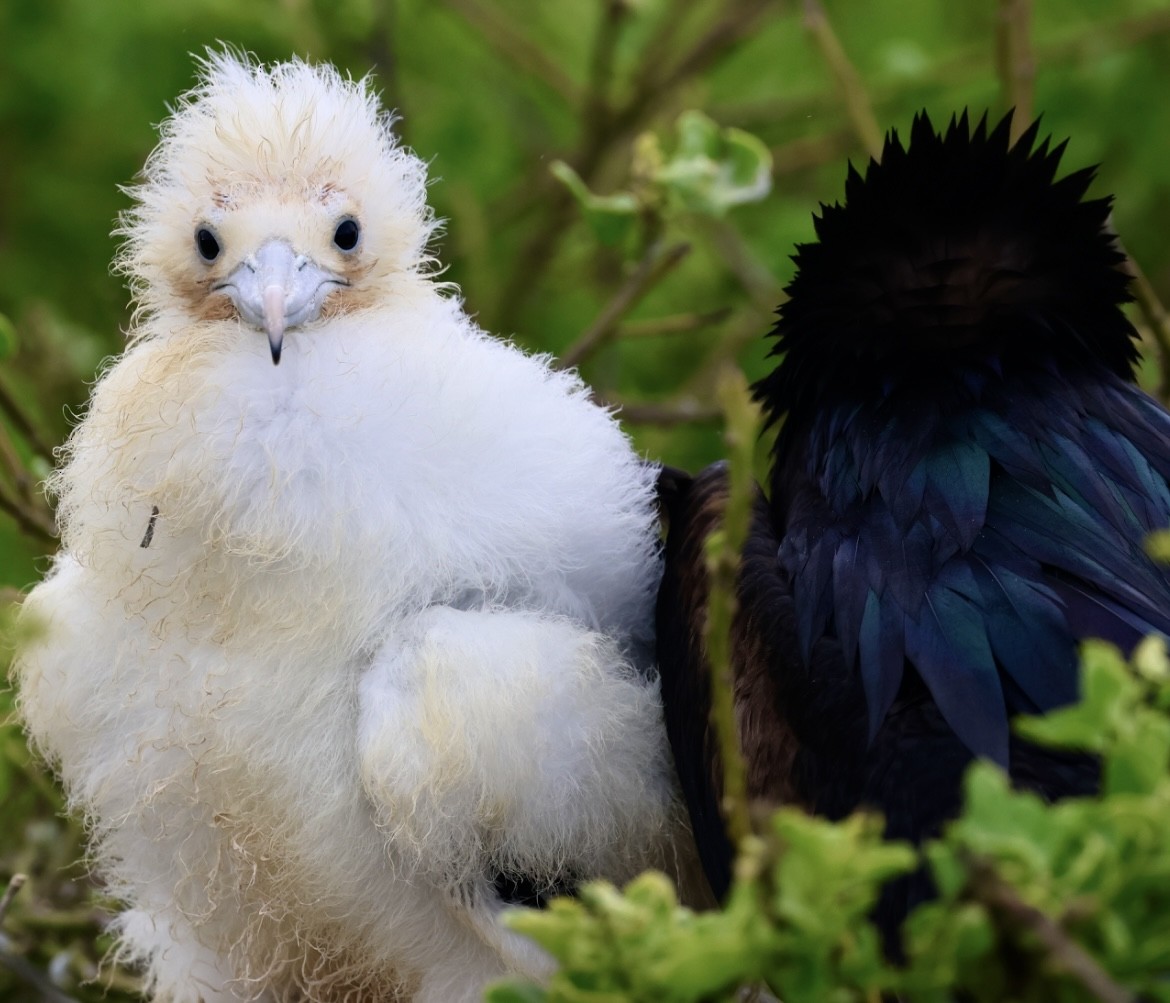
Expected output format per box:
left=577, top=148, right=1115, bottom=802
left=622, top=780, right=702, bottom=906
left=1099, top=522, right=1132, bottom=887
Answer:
left=195, top=227, right=220, bottom=262
left=334, top=218, right=360, bottom=252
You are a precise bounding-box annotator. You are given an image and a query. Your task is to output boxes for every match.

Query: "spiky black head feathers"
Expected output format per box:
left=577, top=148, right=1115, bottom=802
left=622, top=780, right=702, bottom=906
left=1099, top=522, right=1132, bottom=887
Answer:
left=756, top=110, right=1137, bottom=424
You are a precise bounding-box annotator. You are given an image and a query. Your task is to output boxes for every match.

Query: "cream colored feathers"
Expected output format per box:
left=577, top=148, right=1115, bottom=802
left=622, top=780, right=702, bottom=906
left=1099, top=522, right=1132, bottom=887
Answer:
left=15, top=51, right=684, bottom=1003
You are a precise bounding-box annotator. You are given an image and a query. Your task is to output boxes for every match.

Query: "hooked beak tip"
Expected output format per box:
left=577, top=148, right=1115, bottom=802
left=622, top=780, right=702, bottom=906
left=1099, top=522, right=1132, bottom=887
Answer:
left=263, top=284, right=286, bottom=366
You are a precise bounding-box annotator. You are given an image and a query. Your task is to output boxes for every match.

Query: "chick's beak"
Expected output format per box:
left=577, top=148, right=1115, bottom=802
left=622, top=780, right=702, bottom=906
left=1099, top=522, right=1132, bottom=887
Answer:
left=218, top=240, right=346, bottom=365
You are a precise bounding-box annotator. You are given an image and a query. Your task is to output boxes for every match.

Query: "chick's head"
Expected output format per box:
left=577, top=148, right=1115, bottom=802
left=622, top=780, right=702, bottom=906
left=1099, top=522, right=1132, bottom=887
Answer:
left=116, top=50, right=437, bottom=362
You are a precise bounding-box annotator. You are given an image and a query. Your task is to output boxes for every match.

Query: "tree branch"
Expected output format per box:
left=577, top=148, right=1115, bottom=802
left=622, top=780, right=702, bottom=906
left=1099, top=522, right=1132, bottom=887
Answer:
left=697, top=218, right=786, bottom=312
left=772, top=129, right=855, bottom=175
left=0, top=375, right=54, bottom=461
left=584, top=0, right=631, bottom=139
left=964, top=855, right=1134, bottom=1003
left=0, top=482, right=56, bottom=543
left=719, top=10, right=1170, bottom=136
left=0, top=874, right=26, bottom=924
left=1124, top=254, right=1170, bottom=399
left=556, top=242, right=692, bottom=370
left=619, top=307, right=732, bottom=338
left=604, top=396, right=721, bottom=426
left=801, top=0, right=883, bottom=160
left=361, top=0, right=406, bottom=142
left=996, top=0, right=1035, bottom=136
left=703, top=368, right=761, bottom=845
left=440, top=0, right=582, bottom=107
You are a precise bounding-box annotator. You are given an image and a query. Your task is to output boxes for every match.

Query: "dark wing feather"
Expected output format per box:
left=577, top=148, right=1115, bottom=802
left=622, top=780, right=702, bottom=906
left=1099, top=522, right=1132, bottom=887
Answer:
left=655, top=464, right=740, bottom=900
left=656, top=464, right=811, bottom=901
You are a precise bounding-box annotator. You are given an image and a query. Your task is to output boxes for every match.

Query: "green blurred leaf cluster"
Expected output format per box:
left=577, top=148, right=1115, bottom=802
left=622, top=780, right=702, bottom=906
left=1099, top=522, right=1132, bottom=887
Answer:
left=491, top=639, right=1170, bottom=1002
left=490, top=811, right=913, bottom=1003
left=552, top=110, right=773, bottom=249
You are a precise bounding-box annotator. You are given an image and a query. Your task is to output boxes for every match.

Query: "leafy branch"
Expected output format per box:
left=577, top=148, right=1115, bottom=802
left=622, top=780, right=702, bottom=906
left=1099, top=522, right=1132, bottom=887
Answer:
left=490, top=0, right=778, bottom=330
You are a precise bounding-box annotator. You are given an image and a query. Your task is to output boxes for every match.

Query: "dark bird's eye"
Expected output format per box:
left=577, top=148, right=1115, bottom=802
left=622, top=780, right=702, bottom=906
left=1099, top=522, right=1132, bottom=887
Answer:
left=195, top=227, right=221, bottom=262
left=334, top=218, right=360, bottom=252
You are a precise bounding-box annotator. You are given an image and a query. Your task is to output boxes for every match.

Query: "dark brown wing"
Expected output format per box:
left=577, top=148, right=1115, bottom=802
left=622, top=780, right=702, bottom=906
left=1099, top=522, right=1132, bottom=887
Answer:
left=655, top=462, right=804, bottom=901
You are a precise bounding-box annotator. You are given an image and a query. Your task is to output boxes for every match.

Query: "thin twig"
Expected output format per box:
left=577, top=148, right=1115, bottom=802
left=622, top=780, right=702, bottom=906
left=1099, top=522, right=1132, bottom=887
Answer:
left=0, top=948, right=82, bottom=1003
left=965, top=856, right=1134, bottom=1003
left=996, top=0, right=1035, bottom=136
left=721, top=9, right=1170, bottom=133
left=619, top=307, right=732, bottom=338
left=697, top=218, right=786, bottom=312
left=0, top=874, right=26, bottom=924
left=0, top=875, right=79, bottom=1003
left=629, top=0, right=774, bottom=129
left=801, top=0, right=883, bottom=161
left=606, top=397, right=721, bottom=425
left=627, top=0, right=696, bottom=98
left=0, top=375, right=54, bottom=461
left=556, top=242, right=692, bottom=370
left=0, top=421, right=35, bottom=501
left=13, top=908, right=112, bottom=932
left=0, top=482, right=57, bottom=543
left=1125, top=255, right=1170, bottom=399
left=772, top=129, right=856, bottom=175
left=362, top=0, right=405, bottom=142
left=441, top=0, right=582, bottom=107
left=584, top=0, right=631, bottom=136
left=703, top=367, right=762, bottom=845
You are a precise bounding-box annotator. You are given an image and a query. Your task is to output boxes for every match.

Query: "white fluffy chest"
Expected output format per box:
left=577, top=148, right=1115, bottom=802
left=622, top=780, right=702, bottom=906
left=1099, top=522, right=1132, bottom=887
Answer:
left=54, top=299, right=660, bottom=654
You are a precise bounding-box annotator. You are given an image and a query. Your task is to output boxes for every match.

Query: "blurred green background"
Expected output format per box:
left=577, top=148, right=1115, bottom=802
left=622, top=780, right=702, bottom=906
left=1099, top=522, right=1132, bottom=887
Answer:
left=2, top=0, right=1170, bottom=996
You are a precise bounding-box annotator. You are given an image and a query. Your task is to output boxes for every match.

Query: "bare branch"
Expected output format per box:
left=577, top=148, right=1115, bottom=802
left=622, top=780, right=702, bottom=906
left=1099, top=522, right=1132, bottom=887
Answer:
left=0, top=948, right=82, bottom=1003
left=720, top=9, right=1170, bottom=134
left=627, top=0, right=696, bottom=98
left=631, top=0, right=776, bottom=129
left=605, top=396, right=721, bottom=426
left=0, top=481, right=57, bottom=544
left=361, top=0, right=406, bottom=142
left=440, top=0, right=582, bottom=107
left=0, top=374, right=54, bottom=461
left=801, top=0, right=883, bottom=160
left=996, top=0, right=1035, bottom=136
left=619, top=307, right=732, bottom=338
left=0, top=874, right=26, bottom=924
left=1125, top=254, right=1170, bottom=398
left=0, top=421, right=35, bottom=502
left=556, top=242, right=692, bottom=370
left=703, top=368, right=762, bottom=845
left=965, top=855, right=1134, bottom=1003
left=584, top=0, right=632, bottom=137
left=772, top=129, right=855, bottom=175
left=698, top=218, right=786, bottom=312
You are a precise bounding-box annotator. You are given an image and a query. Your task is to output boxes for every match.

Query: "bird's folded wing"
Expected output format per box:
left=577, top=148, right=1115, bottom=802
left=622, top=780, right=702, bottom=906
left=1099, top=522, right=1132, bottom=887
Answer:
left=357, top=605, right=675, bottom=890
left=657, top=464, right=866, bottom=900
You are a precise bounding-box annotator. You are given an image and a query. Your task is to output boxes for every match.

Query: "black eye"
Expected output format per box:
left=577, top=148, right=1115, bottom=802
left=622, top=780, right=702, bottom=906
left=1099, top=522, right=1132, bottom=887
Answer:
left=334, top=218, right=360, bottom=252
left=195, top=227, right=220, bottom=262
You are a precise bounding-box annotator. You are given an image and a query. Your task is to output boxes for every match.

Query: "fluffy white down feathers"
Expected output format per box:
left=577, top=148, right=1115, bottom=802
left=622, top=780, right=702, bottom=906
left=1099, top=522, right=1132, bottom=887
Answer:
left=15, top=52, right=686, bottom=1002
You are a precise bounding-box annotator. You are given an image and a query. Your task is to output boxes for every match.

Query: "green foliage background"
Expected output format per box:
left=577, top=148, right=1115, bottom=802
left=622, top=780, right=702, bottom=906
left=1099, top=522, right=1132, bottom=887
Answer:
left=2, top=0, right=1170, bottom=998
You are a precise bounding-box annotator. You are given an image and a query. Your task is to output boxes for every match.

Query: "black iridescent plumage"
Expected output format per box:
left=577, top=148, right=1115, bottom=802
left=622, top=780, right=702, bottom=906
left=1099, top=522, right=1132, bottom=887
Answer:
left=657, top=110, right=1170, bottom=939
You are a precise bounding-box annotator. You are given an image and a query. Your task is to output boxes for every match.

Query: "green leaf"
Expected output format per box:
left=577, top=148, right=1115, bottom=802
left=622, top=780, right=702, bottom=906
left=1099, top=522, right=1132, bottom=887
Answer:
left=655, top=111, right=772, bottom=216
left=549, top=161, right=640, bottom=247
